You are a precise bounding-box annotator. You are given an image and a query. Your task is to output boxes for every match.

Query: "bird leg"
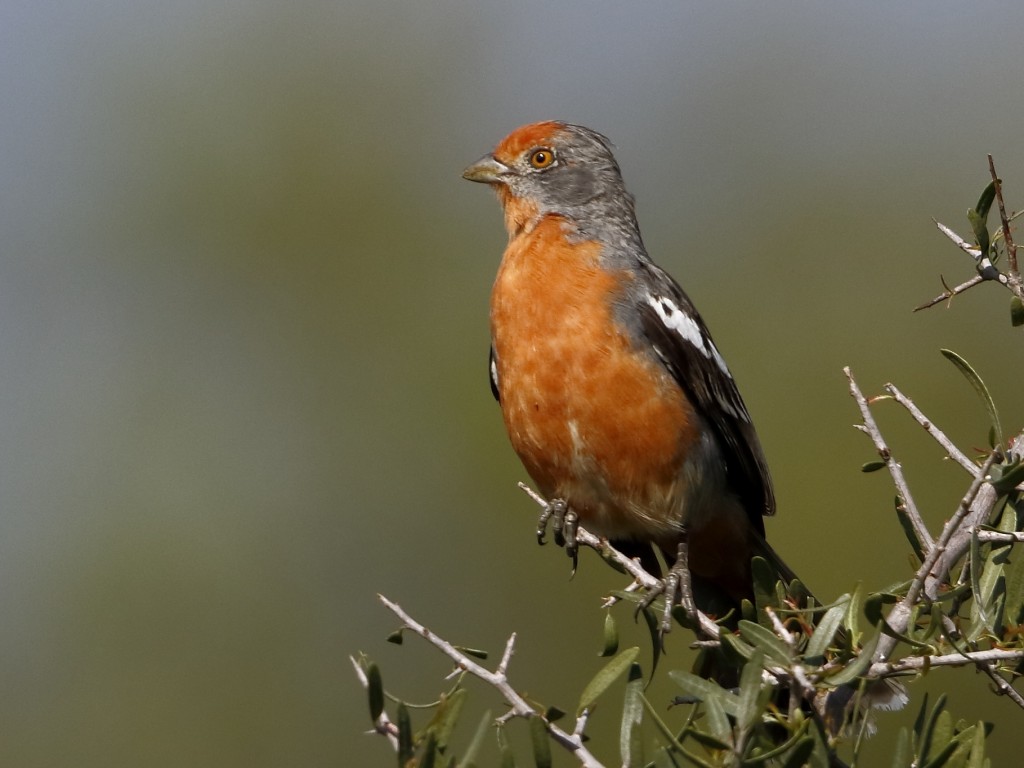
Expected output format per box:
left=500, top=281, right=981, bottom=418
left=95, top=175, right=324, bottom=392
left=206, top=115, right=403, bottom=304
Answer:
left=535, top=498, right=579, bottom=573
left=639, top=531, right=697, bottom=635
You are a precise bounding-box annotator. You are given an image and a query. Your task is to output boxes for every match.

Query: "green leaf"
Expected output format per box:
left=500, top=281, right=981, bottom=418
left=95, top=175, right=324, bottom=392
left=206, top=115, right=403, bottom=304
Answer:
left=703, top=691, right=732, bottom=745
left=805, top=602, right=846, bottom=664
left=738, top=620, right=793, bottom=666
left=600, top=611, right=619, bottom=657
left=968, top=719, right=987, bottom=768
left=975, top=180, right=998, bottom=222
left=429, top=689, right=466, bottom=752
left=639, top=601, right=662, bottom=678
left=895, top=496, right=927, bottom=562
left=778, top=737, right=815, bottom=768
left=862, top=460, right=887, bottom=473
left=420, top=731, right=438, bottom=768
left=921, top=738, right=958, bottom=768
left=913, top=692, right=931, bottom=743
left=1011, top=296, right=1024, bottom=327
left=846, top=582, right=865, bottom=643
left=863, top=593, right=886, bottom=628
left=989, top=458, right=1024, bottom=494
left=577, top=646, right=639, bottom=716
left=919, top=694, right=949, bottom=764
left=891, top=727, right=911, bottom=768
left=542, top=706, right=565, bottom=723
left=941, top=350, right=1003, bottom=448
left=737, top=649, right=766, bottom=730
left=620, top=663, right=645, bottom=767
left=386, top=629, right=404, bottom=645
left=455, top=646, right=489, bottom=660
left=928, top=709, right=954, bottom=764
left=967, top=180, right=996, bottom=258
left=397, top=702, right=414, bottom=767
left=366, top=662, right=385, bottom=721
left=668, top=670, right=740, bottom=717
left=529, top=716, right=552, bottom=768
left=826, top=632, right=879, bottom=685
left=460, top=709, right=493, bottom=768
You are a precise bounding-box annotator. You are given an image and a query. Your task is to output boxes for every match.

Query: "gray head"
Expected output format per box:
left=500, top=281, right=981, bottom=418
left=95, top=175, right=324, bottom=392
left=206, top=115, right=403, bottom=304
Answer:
left=463, top=121, right=640, bottom=242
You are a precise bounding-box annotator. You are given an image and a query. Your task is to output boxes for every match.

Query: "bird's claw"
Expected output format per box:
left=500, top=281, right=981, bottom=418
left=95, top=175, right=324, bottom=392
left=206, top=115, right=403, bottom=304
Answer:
left=536, top=498, right=578, bottom=573
left=636, top=537, right=696, bottom=637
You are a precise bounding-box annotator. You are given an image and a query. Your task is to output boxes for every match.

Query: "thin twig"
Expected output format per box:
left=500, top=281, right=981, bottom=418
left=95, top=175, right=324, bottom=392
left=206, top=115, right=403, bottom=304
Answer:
left=980, top=663, right=1024, bottom=711
left=935, top=219, right=983, bottom=259
left=875, top=451, right=999, bottom=664
left=867, top=647, right=1024, bottom=677
left=975, top=530, right=1024, bottom=543
left=884, top=384, right=976, bottom=475
left=989, top=155, right=1019, bottom=278
left=845, top=368, right=933, bottom=552
left=378, top=594, right=606, bottom=767
left=914, top=274, right=986, bottom=312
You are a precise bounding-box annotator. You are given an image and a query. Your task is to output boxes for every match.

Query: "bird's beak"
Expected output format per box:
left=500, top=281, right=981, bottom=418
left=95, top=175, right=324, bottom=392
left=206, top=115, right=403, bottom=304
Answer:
left=462, top=154, right=511, bottom=184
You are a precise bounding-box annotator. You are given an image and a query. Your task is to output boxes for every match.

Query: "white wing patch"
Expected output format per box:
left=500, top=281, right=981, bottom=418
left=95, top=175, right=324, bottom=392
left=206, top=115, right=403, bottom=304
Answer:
left=646, top=294, right=732, bottom=377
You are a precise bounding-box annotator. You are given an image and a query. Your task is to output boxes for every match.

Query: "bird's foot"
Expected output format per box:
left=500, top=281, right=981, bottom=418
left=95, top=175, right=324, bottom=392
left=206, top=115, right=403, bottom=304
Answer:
left=536, top=498, right=578, bottom=573
left=637, top=537, right=696, bottom=636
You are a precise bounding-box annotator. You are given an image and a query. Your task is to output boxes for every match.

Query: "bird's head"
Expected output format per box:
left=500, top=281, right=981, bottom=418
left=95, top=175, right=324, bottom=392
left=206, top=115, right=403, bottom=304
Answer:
left=463, top=121, right=636, bottom=238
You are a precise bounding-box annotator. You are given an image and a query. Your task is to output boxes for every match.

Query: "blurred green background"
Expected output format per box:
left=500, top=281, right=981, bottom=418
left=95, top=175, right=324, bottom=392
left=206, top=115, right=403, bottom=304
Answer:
left=3, top=1, right=1024, bottom=765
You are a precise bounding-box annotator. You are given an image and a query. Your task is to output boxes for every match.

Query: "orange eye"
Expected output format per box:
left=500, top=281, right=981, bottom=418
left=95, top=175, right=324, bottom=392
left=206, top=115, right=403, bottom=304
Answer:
left=528, top=148, right=555, bottom=169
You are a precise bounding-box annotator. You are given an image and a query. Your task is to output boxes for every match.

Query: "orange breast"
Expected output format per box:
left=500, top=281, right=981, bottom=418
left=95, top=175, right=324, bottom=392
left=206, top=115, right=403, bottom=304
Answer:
left=490, top=216, right=699, bottom=542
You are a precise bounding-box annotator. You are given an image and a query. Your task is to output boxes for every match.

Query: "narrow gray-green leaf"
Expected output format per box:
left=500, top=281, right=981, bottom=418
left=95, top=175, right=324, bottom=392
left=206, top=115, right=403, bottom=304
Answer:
left=600, top=611, right=619, bottom=657
left=577, top=646, right=639, bottom=716
left=738, top=620, right=793, bottom=666
left=826, top=632, right=879, bottom=685
left=528, top=716, right=552, bottom=768
left=366, top=662, right=384, bottom=721
left=975, top=180, right=997, bottom=221
left=805, top=603, right=846, bottom=664
left=620, top=663, right=644, bottom=767
left=668, top=669, right=739, bottom=717
left=1011, top=296, right=1024, bottom=327
left=397, top=703, right=414, bottom=766
left=968, top=719, right=986, bottom=768
left=846, top=582, right=864, bottom=643
left=919, top=693, right=948, bottom=763
left=737, top=649, right=766, bottom=730
left=779, top=737, right=815, bottom=768
left=703, top=692, right=732, bottom=745
left=420, top=732, right=438, bottom=768
left=891, top=727, right=911, bottom=768
left=431, top=689, right=466, bottom=752
left=941, top=349, right=1003, bottom=448
left=461, top=709, right=493, bottom=768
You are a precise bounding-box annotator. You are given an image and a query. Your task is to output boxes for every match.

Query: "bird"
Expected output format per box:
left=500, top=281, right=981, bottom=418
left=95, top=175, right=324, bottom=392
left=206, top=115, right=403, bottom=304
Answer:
left=462, top=120, right=799, bottom=630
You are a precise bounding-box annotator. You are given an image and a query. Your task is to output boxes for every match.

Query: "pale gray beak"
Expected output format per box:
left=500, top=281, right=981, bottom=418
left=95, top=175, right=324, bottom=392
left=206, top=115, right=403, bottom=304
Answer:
left=462, top=155, right=512, bottom=184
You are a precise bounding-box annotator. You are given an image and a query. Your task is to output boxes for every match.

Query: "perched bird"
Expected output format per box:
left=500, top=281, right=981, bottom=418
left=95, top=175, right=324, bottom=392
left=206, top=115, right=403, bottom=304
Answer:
left=462, top=121, right=797, bottom=626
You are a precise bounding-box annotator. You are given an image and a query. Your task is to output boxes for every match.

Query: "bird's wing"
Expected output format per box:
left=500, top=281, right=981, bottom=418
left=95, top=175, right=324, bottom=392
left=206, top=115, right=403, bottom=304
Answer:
left=634, top=261, right=775, bottom=529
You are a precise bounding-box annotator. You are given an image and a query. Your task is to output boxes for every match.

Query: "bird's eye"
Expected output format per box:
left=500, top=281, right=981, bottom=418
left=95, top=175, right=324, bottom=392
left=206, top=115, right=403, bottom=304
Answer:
left=528, top=148, right=555, bottom=169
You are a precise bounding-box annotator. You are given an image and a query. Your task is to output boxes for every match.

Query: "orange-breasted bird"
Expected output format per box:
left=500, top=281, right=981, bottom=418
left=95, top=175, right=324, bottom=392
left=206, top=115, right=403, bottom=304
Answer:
left=463, top=121, right=798, bottom=628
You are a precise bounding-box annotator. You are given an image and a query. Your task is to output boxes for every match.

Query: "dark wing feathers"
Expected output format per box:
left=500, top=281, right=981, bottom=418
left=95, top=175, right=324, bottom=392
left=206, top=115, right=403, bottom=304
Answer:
left=488, top=345, right=501, bottom=403
left=636, top=262, right=775, bottom=529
